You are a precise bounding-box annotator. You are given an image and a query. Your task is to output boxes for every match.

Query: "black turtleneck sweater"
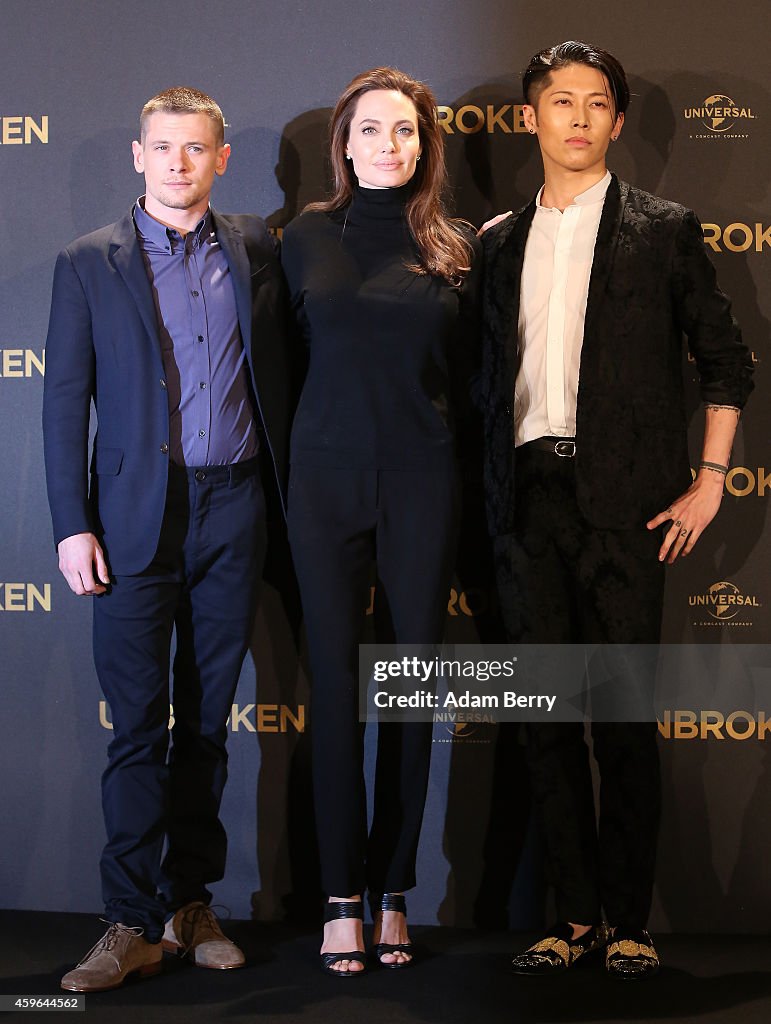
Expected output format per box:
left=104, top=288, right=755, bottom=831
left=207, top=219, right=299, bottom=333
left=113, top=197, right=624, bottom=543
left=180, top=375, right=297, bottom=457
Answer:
left=281, top=183, right=481, bottom=470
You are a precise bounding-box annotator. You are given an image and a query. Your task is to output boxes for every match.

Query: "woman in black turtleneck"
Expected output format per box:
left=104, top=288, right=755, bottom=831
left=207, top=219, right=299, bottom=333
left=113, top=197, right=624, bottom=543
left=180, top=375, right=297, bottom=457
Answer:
left=281, top=67, right=480, bottom=977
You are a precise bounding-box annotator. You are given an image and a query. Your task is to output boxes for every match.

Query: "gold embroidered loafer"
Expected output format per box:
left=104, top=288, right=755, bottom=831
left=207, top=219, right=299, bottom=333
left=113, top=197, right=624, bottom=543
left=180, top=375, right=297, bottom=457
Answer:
left=606, top=928, right=660, bottom=979
left=511, top=921, right=609, bottom=975
left=162, top=901, right=245, bottom=969
left=61, top=922, right=162, bottom=992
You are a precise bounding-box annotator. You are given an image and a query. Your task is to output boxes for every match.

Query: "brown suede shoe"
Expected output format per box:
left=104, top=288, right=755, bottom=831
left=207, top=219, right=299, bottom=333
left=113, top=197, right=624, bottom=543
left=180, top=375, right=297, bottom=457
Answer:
left=61, top=922, right=162, bottom=992
left=162, top=902, right=245, bottom=969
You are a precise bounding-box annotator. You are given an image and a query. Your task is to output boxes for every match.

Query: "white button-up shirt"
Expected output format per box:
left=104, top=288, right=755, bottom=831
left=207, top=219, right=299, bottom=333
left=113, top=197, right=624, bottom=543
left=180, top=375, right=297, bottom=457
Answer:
left=514, top=171, right=611, bottom=447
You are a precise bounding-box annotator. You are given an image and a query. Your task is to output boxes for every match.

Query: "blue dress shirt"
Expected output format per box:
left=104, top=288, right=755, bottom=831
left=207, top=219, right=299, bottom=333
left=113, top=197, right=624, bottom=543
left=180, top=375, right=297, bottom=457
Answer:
left=134, top=198, right=258, bottom=466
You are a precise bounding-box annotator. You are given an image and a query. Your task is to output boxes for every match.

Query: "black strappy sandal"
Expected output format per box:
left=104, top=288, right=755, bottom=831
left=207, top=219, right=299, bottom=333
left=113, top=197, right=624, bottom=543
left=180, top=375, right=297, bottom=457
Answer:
left=320, top=900, right=366, bottom=978
left=370, top=893, right=414, bottom=969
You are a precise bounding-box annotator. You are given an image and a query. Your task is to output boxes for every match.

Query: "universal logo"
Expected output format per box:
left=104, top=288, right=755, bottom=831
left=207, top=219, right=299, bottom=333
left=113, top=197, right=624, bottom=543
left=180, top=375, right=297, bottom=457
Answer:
left=432, top=712, right=495, bottom=744
left=683, top=94, right=755, bottom=139
left=689, top=581, right=760, bottom=627
left=0, top=116, right=48, bottom=145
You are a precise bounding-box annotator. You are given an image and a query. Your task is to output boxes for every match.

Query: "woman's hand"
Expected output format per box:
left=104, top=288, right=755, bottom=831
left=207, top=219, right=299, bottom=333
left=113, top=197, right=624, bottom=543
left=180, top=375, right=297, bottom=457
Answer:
left=477, top=211, right=512, bottom=237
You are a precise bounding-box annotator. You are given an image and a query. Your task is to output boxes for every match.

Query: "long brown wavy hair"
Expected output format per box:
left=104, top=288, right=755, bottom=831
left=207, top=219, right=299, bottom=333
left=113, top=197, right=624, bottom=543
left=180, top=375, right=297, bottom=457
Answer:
left=306, top=67, right=473, bottom=285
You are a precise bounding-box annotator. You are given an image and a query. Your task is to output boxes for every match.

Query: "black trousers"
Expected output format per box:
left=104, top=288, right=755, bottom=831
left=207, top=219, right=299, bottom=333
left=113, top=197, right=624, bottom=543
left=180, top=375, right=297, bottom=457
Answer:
left=493, top=445, right=664, bottom=928
left=93, top=460, right=266, bottom=941
left=288, top=462, right=459, bottom=897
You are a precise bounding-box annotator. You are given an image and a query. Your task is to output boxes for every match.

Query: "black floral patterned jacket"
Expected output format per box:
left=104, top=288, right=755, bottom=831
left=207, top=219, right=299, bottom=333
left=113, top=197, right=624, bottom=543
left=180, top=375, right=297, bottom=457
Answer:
left=480, top=175, right=754, bottom=537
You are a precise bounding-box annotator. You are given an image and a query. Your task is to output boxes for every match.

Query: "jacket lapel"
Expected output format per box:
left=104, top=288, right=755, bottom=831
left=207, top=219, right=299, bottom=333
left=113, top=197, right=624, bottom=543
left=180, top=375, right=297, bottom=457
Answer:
left=493, top=200, right=536, bottom=389
left=583, top=175, right=627, bottom=339
left=212, top=210, right=253, bottom=350
left=108, top=212, right=163, bottom=349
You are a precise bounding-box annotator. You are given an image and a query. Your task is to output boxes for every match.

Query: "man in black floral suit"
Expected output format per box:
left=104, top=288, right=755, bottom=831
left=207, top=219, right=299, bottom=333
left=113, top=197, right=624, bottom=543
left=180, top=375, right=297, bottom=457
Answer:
left=480, top=41, right=752, bottom=979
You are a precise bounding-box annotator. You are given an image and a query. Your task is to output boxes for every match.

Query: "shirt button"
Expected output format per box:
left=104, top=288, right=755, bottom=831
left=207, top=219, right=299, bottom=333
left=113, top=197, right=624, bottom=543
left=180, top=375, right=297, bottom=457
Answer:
left=199, top=429, right=206, bottom=438
left=191, top=289, right=199, bottom=297
left=198, top=335, right=204, bottom=343
left=199, top=382, right=207, bottom=390
left=160, top=443, right=169, bottom=454
left=195, top=470, right=206, bottom=482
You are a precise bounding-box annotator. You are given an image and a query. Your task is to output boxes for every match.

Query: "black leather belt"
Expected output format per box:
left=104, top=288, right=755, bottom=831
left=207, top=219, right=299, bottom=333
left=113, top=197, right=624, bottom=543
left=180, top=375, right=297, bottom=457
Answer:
left=520, top=436, right=576, bottom=458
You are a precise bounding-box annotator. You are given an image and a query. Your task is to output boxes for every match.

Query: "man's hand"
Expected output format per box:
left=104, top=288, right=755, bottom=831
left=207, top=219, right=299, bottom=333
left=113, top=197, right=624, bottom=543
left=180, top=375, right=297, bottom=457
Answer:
left=57, top=532, right=110, bottom=595
left=477, top=211, right=512, bottom=237
left=646, top=473, right=725, bottom=563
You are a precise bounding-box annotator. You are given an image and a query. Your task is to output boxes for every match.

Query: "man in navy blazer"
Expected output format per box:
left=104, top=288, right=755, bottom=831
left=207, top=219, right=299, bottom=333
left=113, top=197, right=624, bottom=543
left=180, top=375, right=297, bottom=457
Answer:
left=480, top=43, right=753, bottom=980
left=43, top=87, right=291, bottom=992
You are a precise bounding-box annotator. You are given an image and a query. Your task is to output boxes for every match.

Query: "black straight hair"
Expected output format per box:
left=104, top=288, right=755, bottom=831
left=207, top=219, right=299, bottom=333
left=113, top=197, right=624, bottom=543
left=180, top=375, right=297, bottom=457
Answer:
left=522, top=41, right=630, bottom=118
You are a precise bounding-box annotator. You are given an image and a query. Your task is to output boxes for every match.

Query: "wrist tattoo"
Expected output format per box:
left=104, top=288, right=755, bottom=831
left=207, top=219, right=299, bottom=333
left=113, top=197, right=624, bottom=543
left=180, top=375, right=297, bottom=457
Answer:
left=705, top=404, right=741, bottom=422
left=699, top=460, right=729, bottom=476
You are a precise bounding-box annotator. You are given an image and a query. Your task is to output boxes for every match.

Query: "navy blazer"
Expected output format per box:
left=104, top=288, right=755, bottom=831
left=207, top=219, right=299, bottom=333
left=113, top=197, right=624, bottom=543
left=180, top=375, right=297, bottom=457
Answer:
left=480, top=176, right=754, bottom=536
left=43, top=208, right=292, bottom=575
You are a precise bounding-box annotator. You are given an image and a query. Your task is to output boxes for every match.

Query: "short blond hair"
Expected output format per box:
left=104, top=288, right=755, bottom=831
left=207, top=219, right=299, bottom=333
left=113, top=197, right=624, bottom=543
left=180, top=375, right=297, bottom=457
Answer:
left=140, top=86, right=225, bottom=145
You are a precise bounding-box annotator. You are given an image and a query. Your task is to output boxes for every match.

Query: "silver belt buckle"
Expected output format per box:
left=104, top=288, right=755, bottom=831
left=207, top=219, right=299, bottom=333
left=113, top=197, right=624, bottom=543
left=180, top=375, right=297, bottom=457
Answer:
left=554, top=439, right=576, bottom=458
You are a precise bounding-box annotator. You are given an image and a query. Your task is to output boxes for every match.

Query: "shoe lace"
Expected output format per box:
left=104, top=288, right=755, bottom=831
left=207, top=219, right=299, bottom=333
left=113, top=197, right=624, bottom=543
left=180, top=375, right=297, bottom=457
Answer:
left=178, top=903, right=229, bottom=951
left=77, top=920, right=144, bottom=968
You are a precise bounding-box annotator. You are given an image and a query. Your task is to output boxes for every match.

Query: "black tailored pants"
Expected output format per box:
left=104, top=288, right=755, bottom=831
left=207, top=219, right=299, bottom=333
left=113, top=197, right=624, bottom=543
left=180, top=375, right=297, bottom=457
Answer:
left=493, top=445, right=664, bottom=928
left=93, top=459, right=266, bottom=942
left=288, top=462, right=459, bottom=897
